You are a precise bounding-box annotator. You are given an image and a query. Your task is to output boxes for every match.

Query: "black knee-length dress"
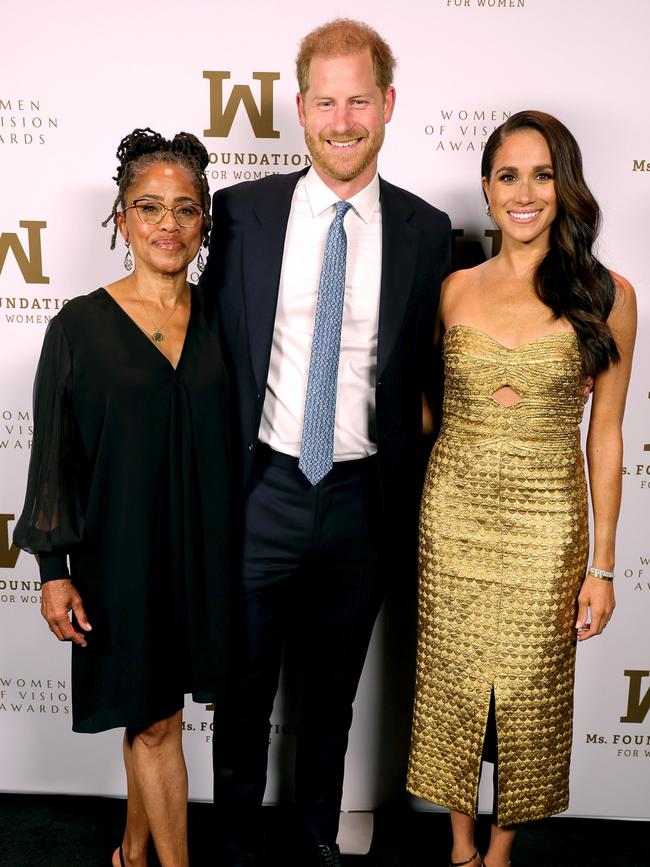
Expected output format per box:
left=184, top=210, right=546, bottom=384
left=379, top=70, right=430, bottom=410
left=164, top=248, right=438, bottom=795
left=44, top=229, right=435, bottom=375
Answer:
left=14, top=286, right=236, bottom=733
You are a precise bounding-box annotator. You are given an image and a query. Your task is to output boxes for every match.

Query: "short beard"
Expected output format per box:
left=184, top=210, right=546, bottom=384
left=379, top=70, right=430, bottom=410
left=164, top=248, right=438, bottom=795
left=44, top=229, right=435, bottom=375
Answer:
left=304, top=127, right=384, bottom=183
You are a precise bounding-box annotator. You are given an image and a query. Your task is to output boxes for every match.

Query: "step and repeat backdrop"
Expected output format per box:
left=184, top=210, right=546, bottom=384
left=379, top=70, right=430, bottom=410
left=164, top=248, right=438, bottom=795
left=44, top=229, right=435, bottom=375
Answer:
left=1, top=0, right=648, bottom=821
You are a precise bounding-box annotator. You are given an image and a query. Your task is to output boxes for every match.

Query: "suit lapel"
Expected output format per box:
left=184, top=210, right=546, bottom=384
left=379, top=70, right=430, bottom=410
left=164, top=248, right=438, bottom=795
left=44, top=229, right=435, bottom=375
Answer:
left=242, top=170, right=306, bottom=391
left=377, top=178, right=418, bottom=378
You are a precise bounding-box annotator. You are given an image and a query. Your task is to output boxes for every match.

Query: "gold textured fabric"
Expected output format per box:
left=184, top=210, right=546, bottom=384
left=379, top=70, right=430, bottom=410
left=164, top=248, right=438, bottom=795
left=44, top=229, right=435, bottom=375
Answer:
left=407, top=325, right=589, bottom=826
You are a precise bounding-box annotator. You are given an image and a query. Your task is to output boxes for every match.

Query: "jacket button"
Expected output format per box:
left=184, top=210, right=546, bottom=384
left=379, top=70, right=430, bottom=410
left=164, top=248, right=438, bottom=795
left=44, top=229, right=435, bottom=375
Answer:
left=248, top=442, right=255, bottom=453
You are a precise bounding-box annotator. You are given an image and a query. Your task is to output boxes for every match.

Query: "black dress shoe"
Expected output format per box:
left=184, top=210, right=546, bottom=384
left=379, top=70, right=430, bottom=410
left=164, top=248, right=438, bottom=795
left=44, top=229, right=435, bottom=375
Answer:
left=220, top=843, right=257, bottom=866
left=226, top=851, right=257, bottom=866
left=314, top=842, right=343, bottom=866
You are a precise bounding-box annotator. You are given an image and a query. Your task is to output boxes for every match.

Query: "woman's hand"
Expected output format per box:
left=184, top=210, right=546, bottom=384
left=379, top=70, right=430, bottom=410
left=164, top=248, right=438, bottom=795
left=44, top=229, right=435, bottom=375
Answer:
left=422, top=393, right=434, bottom=436
left=41, top=579, right=92, bottom=647
left=575, top=574, right=615, bottom=641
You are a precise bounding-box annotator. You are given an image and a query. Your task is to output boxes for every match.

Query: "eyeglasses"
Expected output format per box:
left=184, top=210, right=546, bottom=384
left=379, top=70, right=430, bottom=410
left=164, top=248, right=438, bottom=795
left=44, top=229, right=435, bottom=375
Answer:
left=123, top=198, right=204, bottom=228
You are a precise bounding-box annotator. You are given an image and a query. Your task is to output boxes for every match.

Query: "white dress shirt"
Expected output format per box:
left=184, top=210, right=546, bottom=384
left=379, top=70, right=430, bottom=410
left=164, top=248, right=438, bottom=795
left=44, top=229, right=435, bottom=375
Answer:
left=258, top=168, right=382, bottom=460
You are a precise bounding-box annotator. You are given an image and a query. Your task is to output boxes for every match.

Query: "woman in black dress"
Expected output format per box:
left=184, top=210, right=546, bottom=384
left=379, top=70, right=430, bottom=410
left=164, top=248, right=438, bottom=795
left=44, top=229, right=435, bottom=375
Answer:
left=14, top=128, right=234, bottom=867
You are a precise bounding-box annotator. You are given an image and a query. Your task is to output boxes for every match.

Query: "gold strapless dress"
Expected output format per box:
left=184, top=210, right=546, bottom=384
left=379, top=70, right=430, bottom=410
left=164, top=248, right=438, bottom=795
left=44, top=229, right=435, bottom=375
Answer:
left=407, top=325, right=589, bottom=826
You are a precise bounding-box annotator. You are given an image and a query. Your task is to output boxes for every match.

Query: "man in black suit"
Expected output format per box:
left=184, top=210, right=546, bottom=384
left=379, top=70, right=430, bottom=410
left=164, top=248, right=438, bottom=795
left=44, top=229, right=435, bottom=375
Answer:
left=202, top=19, right=451, bottom=866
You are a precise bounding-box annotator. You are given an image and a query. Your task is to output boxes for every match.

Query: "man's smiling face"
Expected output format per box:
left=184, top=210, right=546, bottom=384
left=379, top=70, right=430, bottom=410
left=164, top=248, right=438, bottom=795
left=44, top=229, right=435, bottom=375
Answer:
left=297, top=48, right=395, bottom=194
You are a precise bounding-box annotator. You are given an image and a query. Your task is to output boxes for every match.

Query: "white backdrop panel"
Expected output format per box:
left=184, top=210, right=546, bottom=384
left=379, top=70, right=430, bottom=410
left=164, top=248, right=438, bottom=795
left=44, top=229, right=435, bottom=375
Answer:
left=1, top=0, right=648, bottom=820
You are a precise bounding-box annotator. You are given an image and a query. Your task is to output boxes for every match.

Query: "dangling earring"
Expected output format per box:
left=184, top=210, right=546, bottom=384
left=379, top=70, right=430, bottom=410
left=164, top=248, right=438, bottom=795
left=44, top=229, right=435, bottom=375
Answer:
left=197, top=249, right=205, bottom=273
left=485, top=203, right=491, bottom=217
left=124, top=243, right=134, bottom=272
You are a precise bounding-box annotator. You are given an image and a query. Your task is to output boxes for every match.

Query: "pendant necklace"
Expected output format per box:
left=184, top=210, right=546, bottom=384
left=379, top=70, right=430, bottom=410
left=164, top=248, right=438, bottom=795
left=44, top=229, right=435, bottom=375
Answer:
left=133, top=283, right=186, bottom=343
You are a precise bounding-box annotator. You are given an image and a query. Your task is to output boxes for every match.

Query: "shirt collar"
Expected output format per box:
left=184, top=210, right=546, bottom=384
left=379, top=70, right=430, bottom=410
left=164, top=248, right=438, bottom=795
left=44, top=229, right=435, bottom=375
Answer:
left=303, top=167, right=380, bottom=224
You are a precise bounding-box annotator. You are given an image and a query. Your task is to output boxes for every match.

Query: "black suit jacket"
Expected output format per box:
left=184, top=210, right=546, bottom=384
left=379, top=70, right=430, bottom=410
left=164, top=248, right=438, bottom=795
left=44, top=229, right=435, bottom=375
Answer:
left=201, top=168, right=451, bottom=568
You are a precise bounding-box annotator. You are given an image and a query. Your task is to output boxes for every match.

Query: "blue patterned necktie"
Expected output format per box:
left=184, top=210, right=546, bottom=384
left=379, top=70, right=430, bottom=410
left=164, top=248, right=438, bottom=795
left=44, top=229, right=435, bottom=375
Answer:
left=299, top=200, right=352, bottom=485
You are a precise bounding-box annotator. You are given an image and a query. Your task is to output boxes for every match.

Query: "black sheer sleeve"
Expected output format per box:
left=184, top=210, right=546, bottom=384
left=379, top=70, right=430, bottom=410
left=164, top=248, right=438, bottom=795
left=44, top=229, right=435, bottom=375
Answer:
left=13, top=316, right=85, bottom=582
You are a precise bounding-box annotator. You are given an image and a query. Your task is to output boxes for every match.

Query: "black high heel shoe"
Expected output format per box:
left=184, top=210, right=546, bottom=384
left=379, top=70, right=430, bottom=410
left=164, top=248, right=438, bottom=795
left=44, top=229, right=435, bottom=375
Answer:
left=450, top=850, right=483, bottom=867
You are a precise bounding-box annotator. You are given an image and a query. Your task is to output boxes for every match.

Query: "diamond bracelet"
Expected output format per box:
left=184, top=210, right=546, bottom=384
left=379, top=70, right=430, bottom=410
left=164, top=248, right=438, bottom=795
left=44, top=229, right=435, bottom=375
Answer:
left=587, top=567, right=615, bottom=582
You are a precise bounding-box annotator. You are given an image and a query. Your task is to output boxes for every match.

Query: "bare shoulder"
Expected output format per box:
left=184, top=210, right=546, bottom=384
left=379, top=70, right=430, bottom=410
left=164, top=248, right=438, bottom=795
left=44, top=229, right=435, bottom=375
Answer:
left=610, top=271, right=637, bottom=309
left=440, top=262, right=487, bottom=317
left=608, top=271, right=637, bottom=334
left=605, top=271, right=637, bottom=356
left=442, top=262, right=486, bottom=295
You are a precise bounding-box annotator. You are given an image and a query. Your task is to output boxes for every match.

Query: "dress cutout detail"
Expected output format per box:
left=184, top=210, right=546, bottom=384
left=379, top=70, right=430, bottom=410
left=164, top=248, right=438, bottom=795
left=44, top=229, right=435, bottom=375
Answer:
left=407, top=324, right=588, bottom=826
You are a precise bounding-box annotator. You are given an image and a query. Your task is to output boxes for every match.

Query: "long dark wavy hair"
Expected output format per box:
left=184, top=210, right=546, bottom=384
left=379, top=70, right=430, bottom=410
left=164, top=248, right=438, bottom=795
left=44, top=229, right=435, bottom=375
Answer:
left=102, top=127, right=211, bottom=252
left=481, top=110, right=619, bottom=376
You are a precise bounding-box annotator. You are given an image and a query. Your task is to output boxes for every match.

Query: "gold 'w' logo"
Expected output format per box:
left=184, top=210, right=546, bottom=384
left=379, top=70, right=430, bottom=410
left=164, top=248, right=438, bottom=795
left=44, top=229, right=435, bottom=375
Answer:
left=203, top=72, right=280, bottom=139
left=620, top=670, right=650, bottom=724
left=0, top=221, right=49, bottom=284
left=0, top=514, right=20, bottom=569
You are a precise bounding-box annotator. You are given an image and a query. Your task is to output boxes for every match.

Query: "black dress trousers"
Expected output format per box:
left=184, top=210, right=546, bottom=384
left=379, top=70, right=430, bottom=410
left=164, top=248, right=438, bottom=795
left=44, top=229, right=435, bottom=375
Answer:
left=214, top=444, right=386, bottom=852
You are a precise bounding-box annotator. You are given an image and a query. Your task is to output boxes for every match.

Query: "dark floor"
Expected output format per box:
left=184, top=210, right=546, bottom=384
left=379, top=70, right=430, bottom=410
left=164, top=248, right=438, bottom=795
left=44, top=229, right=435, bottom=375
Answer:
left=0, top=794, right=648, bottom=867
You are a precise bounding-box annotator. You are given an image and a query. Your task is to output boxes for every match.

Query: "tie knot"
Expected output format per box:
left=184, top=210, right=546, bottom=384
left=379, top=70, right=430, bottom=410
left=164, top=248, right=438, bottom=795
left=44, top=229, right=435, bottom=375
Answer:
left=335, top=200, right=352, bottom=221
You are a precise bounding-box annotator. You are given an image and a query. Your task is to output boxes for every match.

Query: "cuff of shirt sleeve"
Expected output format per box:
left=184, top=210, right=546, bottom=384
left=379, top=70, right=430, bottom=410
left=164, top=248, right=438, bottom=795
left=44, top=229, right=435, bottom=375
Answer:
left=38, top=552, right=70, bottom=582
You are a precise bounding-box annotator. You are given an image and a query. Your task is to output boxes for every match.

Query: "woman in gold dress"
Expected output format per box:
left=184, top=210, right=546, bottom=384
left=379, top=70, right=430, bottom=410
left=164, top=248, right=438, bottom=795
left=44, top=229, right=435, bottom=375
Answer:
left=407, top=111, right=636, bottom=867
